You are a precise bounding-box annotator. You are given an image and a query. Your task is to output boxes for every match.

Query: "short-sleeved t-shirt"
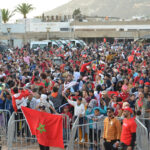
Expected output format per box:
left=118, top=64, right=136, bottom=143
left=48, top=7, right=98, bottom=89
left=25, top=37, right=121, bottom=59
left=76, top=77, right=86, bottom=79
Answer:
left=121, top=118, right=137, bottom=146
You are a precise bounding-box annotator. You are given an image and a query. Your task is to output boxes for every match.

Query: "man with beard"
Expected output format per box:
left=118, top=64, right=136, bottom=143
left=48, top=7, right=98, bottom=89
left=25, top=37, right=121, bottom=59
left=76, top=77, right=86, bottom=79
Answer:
left=120, top=107, right=137, bottom=150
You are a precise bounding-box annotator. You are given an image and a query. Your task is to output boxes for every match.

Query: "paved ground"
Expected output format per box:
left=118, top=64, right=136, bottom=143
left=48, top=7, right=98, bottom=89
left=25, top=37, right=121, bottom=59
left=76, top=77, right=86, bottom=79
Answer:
left=1, top=146, right=65, bottom=150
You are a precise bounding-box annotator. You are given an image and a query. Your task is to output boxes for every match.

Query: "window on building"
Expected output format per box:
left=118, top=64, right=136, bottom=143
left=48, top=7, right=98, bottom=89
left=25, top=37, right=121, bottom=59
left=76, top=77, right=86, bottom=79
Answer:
left=60, top=28, right=69, bottom=31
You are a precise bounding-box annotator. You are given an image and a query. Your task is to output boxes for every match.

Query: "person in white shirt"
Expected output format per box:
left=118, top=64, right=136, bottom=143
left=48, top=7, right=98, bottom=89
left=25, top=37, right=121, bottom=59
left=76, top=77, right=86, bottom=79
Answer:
left=63, top=93, right=85, bottom=142
left=26, top=93, right=38, bottom=109
left=63, top=93, right=85, bottom=117
left=36, top=94, right=57, bottom=114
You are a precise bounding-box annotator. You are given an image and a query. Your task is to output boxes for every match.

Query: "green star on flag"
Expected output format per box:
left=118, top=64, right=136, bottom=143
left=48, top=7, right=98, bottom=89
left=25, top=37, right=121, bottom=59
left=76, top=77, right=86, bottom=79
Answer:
left=21, top=106, right=64, bottom=148
left=37, top=123, right=46, bottom=134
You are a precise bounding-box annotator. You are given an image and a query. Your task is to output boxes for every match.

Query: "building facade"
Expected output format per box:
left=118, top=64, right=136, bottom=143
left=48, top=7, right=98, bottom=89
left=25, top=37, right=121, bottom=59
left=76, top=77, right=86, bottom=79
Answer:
left=0, top=13, right=150, bottom=48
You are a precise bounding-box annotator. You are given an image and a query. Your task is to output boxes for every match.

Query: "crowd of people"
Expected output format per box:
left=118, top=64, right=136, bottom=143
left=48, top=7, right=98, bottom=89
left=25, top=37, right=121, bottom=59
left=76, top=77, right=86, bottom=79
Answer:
left=0, top=40, right=150, bottom=150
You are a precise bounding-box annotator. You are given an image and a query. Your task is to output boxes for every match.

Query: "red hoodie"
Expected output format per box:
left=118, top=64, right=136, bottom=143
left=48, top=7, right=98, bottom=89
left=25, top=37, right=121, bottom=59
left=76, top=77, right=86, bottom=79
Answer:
left=12, top=90, right=30, bottom=112
left=80, top=62, right=91, bottom=72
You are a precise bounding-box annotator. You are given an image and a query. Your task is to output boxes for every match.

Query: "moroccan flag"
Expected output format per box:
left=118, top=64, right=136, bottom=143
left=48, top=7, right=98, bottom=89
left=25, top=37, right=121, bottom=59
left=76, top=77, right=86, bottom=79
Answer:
left=21, top=106, right=64, bottom=148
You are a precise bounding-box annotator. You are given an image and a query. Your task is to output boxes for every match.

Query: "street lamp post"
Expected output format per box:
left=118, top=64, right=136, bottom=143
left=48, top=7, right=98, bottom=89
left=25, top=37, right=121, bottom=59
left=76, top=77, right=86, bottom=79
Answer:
left=46, top=27, right=50, bottom=40
left=7, top=28, right=11, bottom=47
left=137, top=29, right=140, bottom=39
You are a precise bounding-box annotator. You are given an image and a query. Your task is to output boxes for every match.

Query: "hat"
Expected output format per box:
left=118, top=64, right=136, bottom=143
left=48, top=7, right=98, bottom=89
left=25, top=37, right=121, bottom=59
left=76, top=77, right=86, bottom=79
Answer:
left=107, top=107, right=114, bottom=112
left=123, top=107, right=133, bottom=114
left=145, top=82, right=150, bottom=86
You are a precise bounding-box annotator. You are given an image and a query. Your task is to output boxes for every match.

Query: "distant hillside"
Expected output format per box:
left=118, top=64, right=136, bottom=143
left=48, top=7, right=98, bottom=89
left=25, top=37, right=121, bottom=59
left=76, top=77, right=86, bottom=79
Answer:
left=44, top=0, right=150, bottom=19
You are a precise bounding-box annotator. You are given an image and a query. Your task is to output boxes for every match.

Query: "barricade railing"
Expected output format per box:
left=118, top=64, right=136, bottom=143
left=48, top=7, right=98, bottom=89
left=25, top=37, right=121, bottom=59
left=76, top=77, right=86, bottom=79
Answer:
left=67, top=116, right=79, bottom=150
left=135, top=118, right=149, bottom=150
left=5, top=112, right=150, bottom=150
left=7, top=112, right=71, bottom=150
left=67, top=116, right=105, bottom=150
left=62, top=114, right=71, bottom=145
left=0, top=109, right=11, bottom=149
left=138, top=118, right=150, bottom=133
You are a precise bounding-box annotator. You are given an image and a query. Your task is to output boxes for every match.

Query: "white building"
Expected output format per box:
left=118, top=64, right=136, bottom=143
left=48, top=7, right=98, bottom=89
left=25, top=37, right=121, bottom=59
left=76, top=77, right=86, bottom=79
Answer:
left=0, top=9, right=2, bottom=33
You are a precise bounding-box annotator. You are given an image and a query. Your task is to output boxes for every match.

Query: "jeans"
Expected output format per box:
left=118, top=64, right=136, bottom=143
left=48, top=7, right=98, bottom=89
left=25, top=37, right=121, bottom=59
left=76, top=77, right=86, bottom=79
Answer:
left=15, top=110, right=24, bottom=136
left=75, top=116, right=85, bottom=139
left=103, top=140, right=118, bottom=150
left=63, top=128, right=67, bottom=142
left=39, top=144, right=50, bottom=150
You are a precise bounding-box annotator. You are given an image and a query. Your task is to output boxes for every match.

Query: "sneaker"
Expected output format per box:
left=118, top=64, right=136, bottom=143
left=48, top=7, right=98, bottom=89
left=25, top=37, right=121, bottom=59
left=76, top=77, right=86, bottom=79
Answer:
left=80, top=138, right=85, bottom=143
left=75, top=138, right=78, bottom=142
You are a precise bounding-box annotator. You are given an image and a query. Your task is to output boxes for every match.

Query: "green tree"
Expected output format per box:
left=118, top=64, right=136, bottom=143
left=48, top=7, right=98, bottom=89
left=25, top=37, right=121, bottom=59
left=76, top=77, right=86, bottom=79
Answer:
left=15, top=3, right=34, bottom=18
left=73, top=8, right=81, bottom=19
left=1, top=9, right=14, bottom=23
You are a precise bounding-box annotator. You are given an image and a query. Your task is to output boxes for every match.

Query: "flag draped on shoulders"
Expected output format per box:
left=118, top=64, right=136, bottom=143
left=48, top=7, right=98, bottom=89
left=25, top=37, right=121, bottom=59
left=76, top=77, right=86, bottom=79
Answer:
left=21, top=106, right=64, bottom=148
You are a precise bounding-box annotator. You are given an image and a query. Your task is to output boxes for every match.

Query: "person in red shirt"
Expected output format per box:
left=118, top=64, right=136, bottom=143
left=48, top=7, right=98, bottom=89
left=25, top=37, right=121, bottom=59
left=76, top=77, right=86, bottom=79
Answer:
left=80, top=61, right=92, bottom=76
left=120, top=107, right=137, bottom=150
left=12, top=87, right=30, bottom=113
left=34, top=77, right=45, bottom=88
left=134, top=71, right=141, bottom=83
left=12, top=87, right=30, bottom=136
left=120, top=85, right=129, bottom=102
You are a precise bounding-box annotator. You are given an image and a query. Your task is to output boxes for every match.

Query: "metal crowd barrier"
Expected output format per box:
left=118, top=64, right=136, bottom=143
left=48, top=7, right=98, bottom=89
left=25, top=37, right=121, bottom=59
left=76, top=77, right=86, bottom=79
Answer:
left=7, top=112, right=71, bottom=150
left=0, top=109, right=11, bottom=150
left=5, top=111, right=150, bottom=150
left=139, top=118, right=150, bottom=135
left=135, top=118, right=149, bottom=150
left=67, top=116, right=105, bottom=150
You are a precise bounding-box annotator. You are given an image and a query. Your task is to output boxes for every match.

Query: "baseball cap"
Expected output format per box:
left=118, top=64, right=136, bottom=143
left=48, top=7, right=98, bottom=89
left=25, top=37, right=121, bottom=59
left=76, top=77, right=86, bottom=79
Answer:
left=145, top=82, right=150, bottom=86
left=123, top=107, right=133, bottom=114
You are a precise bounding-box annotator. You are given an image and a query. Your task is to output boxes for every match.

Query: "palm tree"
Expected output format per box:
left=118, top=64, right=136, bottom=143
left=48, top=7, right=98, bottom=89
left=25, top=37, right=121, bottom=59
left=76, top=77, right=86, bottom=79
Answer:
left=73, top=8, right=81, bottom=19
left=15, top=3, right=34, bottom=18
left=1, top=9, right=15, bottom=23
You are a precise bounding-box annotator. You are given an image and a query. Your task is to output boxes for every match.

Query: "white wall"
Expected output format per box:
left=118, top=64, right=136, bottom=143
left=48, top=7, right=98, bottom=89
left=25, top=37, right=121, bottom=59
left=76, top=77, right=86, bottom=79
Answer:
left=0, top=9, right=2, bottom=32
left=74, top=25, right=150, bottom=31
left=27, top=22, right=70, bottom=32
left=13, top=39, right=23, bottom=48
left=2, top=23, right=25, bottom=33
left=0, top=39, right=23, bottom=48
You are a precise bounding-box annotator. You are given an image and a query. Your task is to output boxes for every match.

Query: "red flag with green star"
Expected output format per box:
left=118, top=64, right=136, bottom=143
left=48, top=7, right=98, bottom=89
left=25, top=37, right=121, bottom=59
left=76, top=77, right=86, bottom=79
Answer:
left=21, top=106, right=64, bottom=148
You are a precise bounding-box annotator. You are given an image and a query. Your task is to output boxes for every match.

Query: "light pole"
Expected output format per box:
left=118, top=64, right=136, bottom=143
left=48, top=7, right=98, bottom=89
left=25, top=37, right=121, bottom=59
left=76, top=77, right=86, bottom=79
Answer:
left=7, top=28, right=11, bottom=47
left=46, top=27, right=50, bottom=40
left=137, top=29, right=140, bottom=39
